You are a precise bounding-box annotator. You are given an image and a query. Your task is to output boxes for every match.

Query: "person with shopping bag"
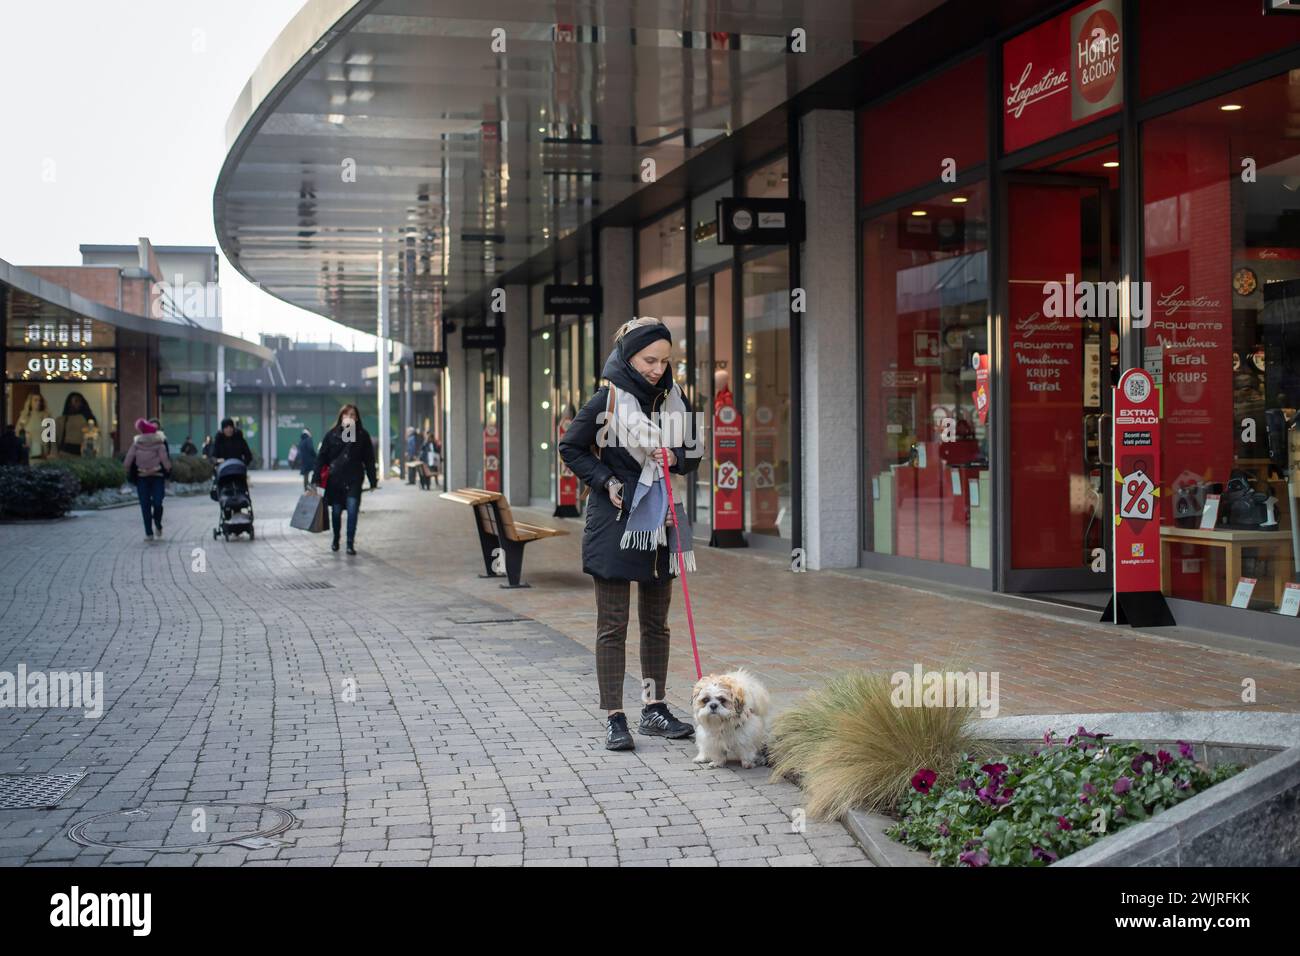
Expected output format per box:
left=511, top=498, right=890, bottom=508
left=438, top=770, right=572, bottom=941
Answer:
left=311, top=404, right=379, bottom=555
left=558, top=317, right=702, bottom=751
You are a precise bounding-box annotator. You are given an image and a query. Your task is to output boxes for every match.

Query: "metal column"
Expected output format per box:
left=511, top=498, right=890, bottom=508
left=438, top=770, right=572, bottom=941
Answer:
left=377, top=250, right=391, bottom=480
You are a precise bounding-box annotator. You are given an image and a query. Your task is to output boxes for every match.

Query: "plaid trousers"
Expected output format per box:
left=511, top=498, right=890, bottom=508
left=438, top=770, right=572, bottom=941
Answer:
left=593, top=575, right=673, bottom=711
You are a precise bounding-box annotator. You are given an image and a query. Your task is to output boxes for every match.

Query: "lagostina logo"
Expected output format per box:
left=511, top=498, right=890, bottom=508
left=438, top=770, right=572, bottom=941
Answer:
left=50, top=886, right=151, bottom=936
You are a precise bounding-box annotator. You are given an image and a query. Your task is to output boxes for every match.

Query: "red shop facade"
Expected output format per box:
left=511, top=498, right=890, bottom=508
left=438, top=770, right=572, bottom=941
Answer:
left=857, top=0, right=1300, bottom=641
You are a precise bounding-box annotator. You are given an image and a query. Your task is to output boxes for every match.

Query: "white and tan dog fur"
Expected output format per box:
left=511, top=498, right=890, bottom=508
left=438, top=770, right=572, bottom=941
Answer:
left=690, top=669, right=770, bottom=769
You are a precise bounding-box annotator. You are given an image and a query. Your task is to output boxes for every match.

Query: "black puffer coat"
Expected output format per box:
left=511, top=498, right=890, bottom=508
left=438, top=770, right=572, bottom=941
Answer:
left=558, top=347, right=701, bottom=582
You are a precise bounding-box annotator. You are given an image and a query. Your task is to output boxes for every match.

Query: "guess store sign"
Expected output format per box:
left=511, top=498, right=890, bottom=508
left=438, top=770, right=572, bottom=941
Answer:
left=1003, top=0, right=1124, bottom=154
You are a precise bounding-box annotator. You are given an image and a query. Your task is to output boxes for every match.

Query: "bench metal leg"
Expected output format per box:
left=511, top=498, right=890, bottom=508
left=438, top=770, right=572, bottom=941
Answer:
left=499, top=539, right=530, bottom=588
left=473, top=509, right=500, bottom=577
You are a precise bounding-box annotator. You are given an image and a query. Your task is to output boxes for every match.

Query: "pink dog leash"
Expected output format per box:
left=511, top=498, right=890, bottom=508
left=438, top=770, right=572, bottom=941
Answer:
left=659, top=447, right=703, bottom=681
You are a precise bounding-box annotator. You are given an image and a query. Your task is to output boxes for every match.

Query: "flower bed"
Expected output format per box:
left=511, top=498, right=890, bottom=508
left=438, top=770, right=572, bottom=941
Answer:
left=887, top=728, right=1240, bottom=867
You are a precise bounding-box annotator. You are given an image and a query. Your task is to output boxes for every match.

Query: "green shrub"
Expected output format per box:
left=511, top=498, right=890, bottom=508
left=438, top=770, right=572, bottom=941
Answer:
left=0, top=465, right=82, bottom=519
left=36, top=457, right=127, bottom=493
left=888, top=730, right=1241, bottom=866
left=169, top=454, right=213, bottom=484
left=767, top=670, right=988, bottom=821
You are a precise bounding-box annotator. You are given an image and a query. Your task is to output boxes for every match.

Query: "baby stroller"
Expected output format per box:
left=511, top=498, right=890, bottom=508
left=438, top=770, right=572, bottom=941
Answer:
left=211, top=460, right=255, bottom=540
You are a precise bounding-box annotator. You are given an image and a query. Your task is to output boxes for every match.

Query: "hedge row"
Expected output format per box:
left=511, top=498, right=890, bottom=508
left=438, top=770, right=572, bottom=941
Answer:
left=35, top=457, right=126, bottom=492
left=0, top=466, right=82, bottom=519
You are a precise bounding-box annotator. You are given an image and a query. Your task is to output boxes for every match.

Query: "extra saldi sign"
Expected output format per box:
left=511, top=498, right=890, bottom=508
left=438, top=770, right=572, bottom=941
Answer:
left=1106, top=368, right=1174, bottom=627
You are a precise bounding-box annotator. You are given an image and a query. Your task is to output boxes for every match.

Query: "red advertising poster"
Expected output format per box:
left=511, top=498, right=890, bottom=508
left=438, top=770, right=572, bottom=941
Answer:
left=1113, top=368, right=1162, bottom=594
left=556, top=417, right=577, bottom=507
left=712, top=401, right=743, bottom=532
left=751, top=405, right=779, bottom=533
left=1002, top=0, right=1124, bottom=154
left=482, top=424, right=500, bottom=493
left=1007, top=184, right=1084, bottom=569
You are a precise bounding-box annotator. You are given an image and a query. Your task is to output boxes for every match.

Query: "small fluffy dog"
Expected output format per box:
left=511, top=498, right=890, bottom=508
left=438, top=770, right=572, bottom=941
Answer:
left=691, top=669, right=770, bottom=769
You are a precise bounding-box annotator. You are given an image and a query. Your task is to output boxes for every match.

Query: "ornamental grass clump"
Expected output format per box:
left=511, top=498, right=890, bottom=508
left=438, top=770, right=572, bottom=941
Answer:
left=767, top=670, right=988, bottom=821
left=888, top=729, right=1241, bottom=867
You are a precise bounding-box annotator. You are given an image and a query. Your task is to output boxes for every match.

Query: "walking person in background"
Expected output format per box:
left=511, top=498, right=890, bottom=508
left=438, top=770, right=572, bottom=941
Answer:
left=559, top=316, right=702, bottom=751
left=209, top=418, right=253, bottom=465
left=0, top=425, right=23, bottom=466
left=295, top=429, right=316, bottom=490
left=418, top=430, right=440, bottom=489
left=123, top=417, right=171, bottom=541
left=312, top=404, right=378, bottom=555
left=201, top=434, right=214, bottom=458
left=180, top=436, right=198, bottom=456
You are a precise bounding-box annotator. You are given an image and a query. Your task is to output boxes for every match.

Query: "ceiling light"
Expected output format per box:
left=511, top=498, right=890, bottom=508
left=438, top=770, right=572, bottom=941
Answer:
left=1220, top=104, right=1243, bottom=111
left=951, top=197, right=968, bottom=204
left=1102, top=160, right=1119, bottom=168
left=911, top=210, right=927, bottom=217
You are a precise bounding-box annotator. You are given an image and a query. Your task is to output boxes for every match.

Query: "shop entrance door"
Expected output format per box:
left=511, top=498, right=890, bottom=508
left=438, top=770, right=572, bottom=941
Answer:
left=1002, top=173, right=1117, bottom=592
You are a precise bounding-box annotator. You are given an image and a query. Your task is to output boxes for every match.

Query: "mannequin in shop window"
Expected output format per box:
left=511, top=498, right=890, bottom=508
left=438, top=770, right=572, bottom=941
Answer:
left=713, top=368, right=734, bottom=412
left=56, top=392, right=97, bottom=457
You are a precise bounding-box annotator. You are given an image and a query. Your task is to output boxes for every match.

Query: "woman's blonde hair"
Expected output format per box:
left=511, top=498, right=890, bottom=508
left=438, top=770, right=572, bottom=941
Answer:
left=613, top=316, right=664, bottom=342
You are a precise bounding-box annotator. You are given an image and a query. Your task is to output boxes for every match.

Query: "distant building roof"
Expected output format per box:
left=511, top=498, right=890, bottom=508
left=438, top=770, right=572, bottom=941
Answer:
left=226, top=348, right=372, bottom=392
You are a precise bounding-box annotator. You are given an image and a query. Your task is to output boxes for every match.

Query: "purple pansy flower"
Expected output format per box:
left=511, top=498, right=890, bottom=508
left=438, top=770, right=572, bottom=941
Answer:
left=1032, top=846, right=1059, bottom=863
left=958, top=778, right=975, bottom=792
left=1177, top=740, right=1195, bottom=760
left=959, top=848, right=990, bottom=867
left=1057, top=816, right=1073, bottom=831
left=1157, top=750, right=1174, bottom=770
left=911, top=769, right=937, bottom=794
left=1113, top=776, right=1132, bottom=794
left=1131, top=752, right=1156, bottom=775
left=937, top=821, right=950, bottom=837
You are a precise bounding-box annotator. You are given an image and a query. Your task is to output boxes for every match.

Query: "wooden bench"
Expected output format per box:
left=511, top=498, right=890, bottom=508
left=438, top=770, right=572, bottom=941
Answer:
left=406, top=459, right=438, bottom=489
left=439, top=487, right=568, bottom=587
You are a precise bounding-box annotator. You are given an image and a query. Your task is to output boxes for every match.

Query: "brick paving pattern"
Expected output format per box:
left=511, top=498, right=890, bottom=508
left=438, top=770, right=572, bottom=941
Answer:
left=0, top=474, right=865, bottom=866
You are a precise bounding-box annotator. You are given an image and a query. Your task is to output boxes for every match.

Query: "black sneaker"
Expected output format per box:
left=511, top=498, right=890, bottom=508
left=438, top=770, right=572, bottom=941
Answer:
left=639, top=702, right=694, bottom=739
left=331, top=536, right=340, bottom=552
left=605, top=713, right=634, bottom=751
left=346, top=544, right=357, bottom=555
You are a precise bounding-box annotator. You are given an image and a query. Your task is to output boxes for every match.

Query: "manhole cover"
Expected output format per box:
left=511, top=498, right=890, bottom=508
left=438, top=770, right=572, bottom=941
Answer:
left=67, top=803, right=297, bottom=850
left=0, top=770, right=87, bottom=809
left=268, top=581, right=334, bottom=591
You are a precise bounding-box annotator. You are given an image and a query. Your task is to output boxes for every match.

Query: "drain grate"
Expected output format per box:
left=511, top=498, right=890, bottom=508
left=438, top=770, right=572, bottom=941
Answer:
left=268, top=581, right=335, bottom=591
left=0, top=769, right=88, bottom=810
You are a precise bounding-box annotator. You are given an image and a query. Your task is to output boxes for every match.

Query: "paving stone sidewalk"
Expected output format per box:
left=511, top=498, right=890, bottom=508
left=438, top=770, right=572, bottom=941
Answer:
left=0, top=473, right=865, bottom=867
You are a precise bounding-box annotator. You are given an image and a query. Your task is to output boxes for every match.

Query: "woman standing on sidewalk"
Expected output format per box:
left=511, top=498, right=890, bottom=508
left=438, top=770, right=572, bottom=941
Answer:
left=123, top=417, right=171, bottom=541
left=559, top=317, right=701, bottom=751
left=312, top=404, right=378, bottom=555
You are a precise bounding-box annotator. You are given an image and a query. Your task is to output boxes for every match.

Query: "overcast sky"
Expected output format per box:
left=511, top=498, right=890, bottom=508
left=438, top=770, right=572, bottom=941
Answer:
left=0, top=0, right=376, bottom=351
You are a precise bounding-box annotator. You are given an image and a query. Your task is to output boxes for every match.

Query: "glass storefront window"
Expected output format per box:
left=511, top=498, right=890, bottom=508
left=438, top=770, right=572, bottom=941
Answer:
left=530, top=326, right=554, bottom=503
left=1143, top=69, right=1300, bottom=613
left=742, top=250, right=790, bottom=538
left=638, top=209, right=687, bottom=288
left=691, top=180, right=733, bottom=272
left=744, top=157, right=788, bottom=199
left=862, top=183, right=990, bottom=567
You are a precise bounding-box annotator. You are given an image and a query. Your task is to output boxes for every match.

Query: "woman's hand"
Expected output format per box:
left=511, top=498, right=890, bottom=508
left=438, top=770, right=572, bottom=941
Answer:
left=660, top=447, right=677, bottom=469
left=607, top=477, right=624, bottom=508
